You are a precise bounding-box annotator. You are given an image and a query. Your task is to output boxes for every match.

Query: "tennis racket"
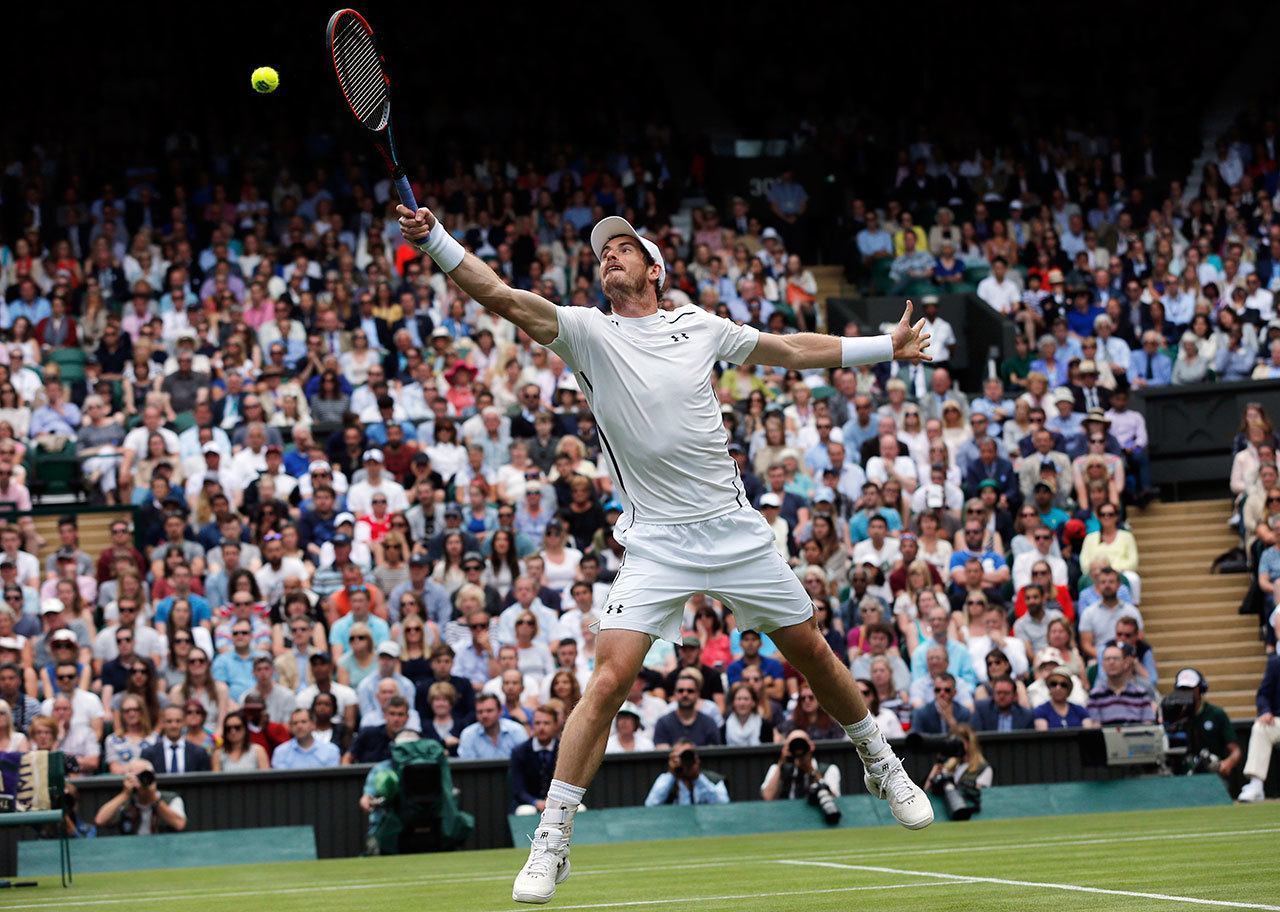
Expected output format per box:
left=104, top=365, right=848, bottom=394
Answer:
left=326, top=8, right=419, bottom=211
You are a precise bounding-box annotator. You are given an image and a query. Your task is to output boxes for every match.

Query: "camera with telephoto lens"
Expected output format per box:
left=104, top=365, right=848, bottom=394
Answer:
left=807, top=780, right=841, bottom=825
left=786, top=739, right=841, bottom=824
left=1160, top=685, right=1208, bottom=775
left=136, top=769, right=156, bottom=789
left=906, top=733, right=976, bottom=820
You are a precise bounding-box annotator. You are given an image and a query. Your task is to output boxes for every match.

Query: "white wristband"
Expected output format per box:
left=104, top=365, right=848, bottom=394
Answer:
left=416, top=221, right=466, bottom=273
left=841, top=334, right=894, bottom=367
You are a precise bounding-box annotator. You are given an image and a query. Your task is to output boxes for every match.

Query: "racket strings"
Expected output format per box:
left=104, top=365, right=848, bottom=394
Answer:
left=333, top=16, right=388, bottom=126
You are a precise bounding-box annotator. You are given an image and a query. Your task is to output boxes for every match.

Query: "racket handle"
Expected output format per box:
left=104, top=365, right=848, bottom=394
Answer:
left=393, top=174, right=418, bottom=212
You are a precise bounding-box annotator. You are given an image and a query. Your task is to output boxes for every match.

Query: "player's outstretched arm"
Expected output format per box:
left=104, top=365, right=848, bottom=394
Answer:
left=397, top=205, right=559, bottom=345
left=746, top=300, right=931, bottom=369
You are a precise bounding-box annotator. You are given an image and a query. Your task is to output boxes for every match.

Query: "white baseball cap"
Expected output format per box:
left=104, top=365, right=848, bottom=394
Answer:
left=759, top=493, right=782, bottom=508
left=590, top=217, right=666, bottom=289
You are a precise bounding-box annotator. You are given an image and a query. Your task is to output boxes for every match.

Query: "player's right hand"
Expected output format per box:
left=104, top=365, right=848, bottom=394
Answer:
left=396, top=204, right=436, bottom=243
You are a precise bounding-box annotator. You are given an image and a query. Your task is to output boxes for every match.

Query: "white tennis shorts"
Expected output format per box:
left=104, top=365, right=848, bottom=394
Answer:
left=601, top=505, right=814, bottom=642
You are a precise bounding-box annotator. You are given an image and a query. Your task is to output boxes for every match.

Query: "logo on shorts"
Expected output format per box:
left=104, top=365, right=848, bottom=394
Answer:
left=604, top=603, right=624, bottom=615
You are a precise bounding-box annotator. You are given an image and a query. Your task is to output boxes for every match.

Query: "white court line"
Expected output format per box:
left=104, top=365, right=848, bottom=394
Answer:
left=481, top=879, right=966, bottom=912
left=1, top=822, right=1275, bottom=910
left=781, top=860, right=1280, bottom=912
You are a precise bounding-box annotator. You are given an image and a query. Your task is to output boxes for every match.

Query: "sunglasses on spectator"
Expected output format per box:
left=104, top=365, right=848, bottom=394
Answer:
left=1033, top=568, right=1051, bottom=575
left=965, top=599, right=986, bottom=606
left=233, top=599, right=253, bottom=607
left=131, top=666, right=149, bottom=675
left=1047, top=680, right=1071, bottom=689
left=174, top=636, right=193, bottom=644
left=117, top=635, right=133, bottom=643
left=673, top=687, right=698, bottom=695
left=1099, top=510, right=1118, bottom=518
left=262, top=532, right=283, bottom=542
left=233, top=629, right=252, bottom=636
left=1089, top=438, right=1105, bottom=444
left=348, top=585, right=367, bottom=594
left=468, top=623, right=488, bottom=630
left=934, top=686, right=955, bottom=695
left=516, top=619, right=535, bottom=627
left=1268, top=497, right=1280, bottom=504
left=56, top=673, right=76, bottom=681
left=189, top=658, right=208, bottom=666
left=224, top=724, right=245, bottom=732
left=799, top=694, right=817, bottom=702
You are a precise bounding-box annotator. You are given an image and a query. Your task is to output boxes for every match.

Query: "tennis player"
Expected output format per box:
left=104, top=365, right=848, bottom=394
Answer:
left=398, top=206, right=934, bottom=904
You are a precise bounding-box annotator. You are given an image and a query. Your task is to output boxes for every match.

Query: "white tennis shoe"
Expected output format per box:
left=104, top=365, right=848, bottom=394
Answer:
left=512, top=819, right=572, bottom=904
left=1237, top=779, right=1266, bottom=803
left=864, top=754, right=934, bottom=829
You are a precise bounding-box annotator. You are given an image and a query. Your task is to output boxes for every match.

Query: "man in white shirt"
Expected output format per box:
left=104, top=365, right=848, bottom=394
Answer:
left=345, top=449, right=409, bottom=515
left=967, top=604, right=1030, bottom=683
left=496, top=577, right=561, bottom=647
left=852, top=514, right=901, bottom=576
left=1245, top=272, right=1275, bottom=322
left=397, top=206, right=934, bottom=902
left=864, top=434, right=919, bottom=493
left=43, top=658, right=106, bottom=740
left=122, top=405, right=179, bottom=459
left=185, top=444, right=239, bottom=504
left=919, top=297, right=956, bottom=365
left=254, top=534, right=309, bottom=603
left=976, top=257, right=1021, bottom=315
left=296, top=652, right=359, bottom=730
left=229, top=422, right=271, bottom=490
left=1011, top=525, right=1069, bottom=591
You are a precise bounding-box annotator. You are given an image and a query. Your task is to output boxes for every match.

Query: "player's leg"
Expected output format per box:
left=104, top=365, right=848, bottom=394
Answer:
left=512, top=628, right=651, bottom=904
left=707, top=507, right=933, bottom=830
left=551, top=627, right=653, bottom=787
left=769, top=618, right=932, bottom=829
left=515, top=550, right=692, bottom=904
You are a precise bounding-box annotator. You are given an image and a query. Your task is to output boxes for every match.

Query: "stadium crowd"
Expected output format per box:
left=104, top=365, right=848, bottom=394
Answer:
left=3, top=113, right=1280, bottom=818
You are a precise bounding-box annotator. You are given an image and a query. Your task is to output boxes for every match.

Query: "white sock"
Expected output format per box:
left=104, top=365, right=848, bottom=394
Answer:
left=844, top=713, right=890, bottom=762
left=545, top=779, right=586, bottom=814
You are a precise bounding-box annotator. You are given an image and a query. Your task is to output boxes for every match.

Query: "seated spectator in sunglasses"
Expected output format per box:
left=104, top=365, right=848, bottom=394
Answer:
left=1033, top=664, right=1096, bottom=730
left=910, top=673, right=972, bottom=735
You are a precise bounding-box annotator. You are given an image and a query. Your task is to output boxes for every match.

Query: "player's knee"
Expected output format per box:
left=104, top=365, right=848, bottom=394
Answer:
left=586, top=666, right=631, bottom=704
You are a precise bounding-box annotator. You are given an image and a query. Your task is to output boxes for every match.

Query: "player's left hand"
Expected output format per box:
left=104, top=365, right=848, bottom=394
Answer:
left=890, top=300, right=932, bottom=364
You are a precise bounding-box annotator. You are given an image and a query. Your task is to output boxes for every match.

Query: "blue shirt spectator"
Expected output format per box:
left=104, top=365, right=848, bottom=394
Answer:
left=272, top=735, right=341, bottom=769
left=457, top=716, right=528, bottom=760
left=212, top=649, right=265, bottom=697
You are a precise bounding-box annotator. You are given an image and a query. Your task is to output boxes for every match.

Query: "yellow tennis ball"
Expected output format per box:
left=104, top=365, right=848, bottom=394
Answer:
left=251, top=66, right=279, bottom=94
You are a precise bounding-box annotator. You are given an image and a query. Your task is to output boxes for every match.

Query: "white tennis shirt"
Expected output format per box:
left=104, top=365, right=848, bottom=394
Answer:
left=548, top=303, right=759, bottom=525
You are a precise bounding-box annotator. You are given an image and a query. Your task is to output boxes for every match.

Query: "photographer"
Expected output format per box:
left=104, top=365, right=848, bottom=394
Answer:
left=643, top=741, right=729, bottom=807
left=1164, top=669, right=1241, bottom=780
left=93, top=759, right=187, bottom=835
left=924, top=724, right=991, bottom=819
left=760, top=730, right=842, bottom=824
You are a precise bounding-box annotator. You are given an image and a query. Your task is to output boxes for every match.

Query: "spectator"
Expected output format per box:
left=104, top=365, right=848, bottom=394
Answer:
left=1077, top=566, right=1143, bottom=661
left=344, top=694, right=412, bottom=765
left=419, top=681, right=465, bottom=754
left=457, top=693, right=527, bottom=760
left=643, top=740, right=728, bottom=807
left=1032, top=664, right=1095, bottom=729
left=911, top=673, right=972, bottom=734
left=1169, top=669, right=1240, bottom=783
left=606, top=703, right=654, bottom=753
left=1239, top=653, right=1280, bottom=802
left=653, top=671, right=721, bottom=748
left=971, top=676, right=1035, bottom=731
left=212, top=709, right=270, bottom=772
left=1086, top=644, right=1156, bottom=725
left=510, top=704, right=562, bottom=814
left=143, top=705, right=212, bottom=773
left=271, top=707, right=343, bottom=768
left=93, top=759, right=187, bottom=834
left=1079, top=506, right=1141, bottom=600
left=1012, top=583, right=1065, bottom=654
